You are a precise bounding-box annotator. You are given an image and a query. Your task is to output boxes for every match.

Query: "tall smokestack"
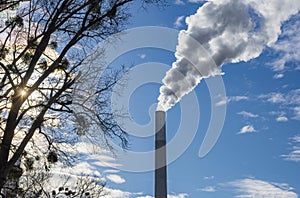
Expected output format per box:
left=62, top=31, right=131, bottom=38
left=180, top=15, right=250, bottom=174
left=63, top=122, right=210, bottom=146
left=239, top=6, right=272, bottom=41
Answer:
left=155, top=111, right=167, bottom=198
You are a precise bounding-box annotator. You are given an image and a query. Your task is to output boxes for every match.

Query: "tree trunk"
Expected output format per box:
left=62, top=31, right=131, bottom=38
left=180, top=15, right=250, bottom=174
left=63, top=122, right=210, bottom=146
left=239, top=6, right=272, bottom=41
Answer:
left=0, top=158, right=22, bottom=197
left=0, top=99, right=22, bottom=191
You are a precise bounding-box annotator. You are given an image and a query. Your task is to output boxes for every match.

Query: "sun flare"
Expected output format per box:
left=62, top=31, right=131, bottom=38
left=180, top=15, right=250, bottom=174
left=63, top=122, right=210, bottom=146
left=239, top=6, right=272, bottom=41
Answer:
left=20, top=89, right=27, bottom=97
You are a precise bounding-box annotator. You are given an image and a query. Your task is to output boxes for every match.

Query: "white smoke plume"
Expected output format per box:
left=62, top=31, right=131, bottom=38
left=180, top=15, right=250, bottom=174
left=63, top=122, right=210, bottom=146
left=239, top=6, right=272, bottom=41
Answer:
left=157, top=0, right=300, bottom=111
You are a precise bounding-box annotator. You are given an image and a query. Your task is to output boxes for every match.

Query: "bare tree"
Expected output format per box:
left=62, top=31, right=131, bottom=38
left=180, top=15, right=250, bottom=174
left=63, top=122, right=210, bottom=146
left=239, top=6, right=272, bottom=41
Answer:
left=0, top=0, right=165, bottom=194
left=50, top=176, right=107, bottom=198
left=0, top=0, right=28, bottom=12
left=18, top=167, right=51, bottom=197
left=19, top=170, right=106, bottom=198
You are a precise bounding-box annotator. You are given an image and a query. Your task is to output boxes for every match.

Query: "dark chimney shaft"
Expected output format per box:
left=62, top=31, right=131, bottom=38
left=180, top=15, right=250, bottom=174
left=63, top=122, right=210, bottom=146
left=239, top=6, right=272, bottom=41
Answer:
left=155, top=111, right=167, bottom=198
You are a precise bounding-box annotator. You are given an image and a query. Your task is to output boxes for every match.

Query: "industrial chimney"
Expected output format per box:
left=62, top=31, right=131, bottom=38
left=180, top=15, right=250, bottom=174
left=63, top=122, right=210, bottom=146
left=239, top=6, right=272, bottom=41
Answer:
left=155, top=111, right=167, bottom=198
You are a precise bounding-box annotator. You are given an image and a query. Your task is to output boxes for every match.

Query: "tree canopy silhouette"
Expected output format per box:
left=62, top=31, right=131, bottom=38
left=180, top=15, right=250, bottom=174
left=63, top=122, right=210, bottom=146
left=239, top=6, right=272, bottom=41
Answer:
left=0, top=0, right=165, bottom=195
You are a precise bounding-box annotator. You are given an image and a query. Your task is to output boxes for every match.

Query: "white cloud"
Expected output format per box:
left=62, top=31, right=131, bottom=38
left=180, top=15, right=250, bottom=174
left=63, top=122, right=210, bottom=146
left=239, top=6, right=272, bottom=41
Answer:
left=103, top=187, right=133, bottom=198
left=188, top=0, right=205, bottom=3
left=282, top=149, right=300, bottom=162
left=168, top=193, right=189, bottom=198
left=263, top=93, right=286, bottom=103
left=276, top=116, right=288, bottom=122
left=139, top=54, right=146, bottom=59
left=237, top=111, right=259, bottom=118
left=261, top=89, right=300, bottom=105
left=215, top=96, right=249, bottom=107
left=238, top=125, right=256, bottom=134
left=175, top=0, right=205, bottom=4
left=204, top=176, right=215, bottom=180
left=137, top=193, right=188, bottom=198
left=282, top=135, right=300, bottom=162
left=199, top=186, right=216, bottom=192
left=49, top=142, right=121, bottom=178
left=230, top=96, right=249, bottom=102
left=215, top=97, right=228, bottom=107
left=273, top=73, right=284, bottom=79
left=270, top=14, right=300, bottom=71
left=174, top=0, right=185, bottom=5
left=174, top=16, right=185, bottom=28
left=45, top=141, right=132, bottom=196
left=104, top=169, right=120, bottom=173
left=226, top=178, right=297, bottom=198
left=292, top=135, right=300, bottom=143
left=106, top=174, right=126, bottom=184
left=288, top=90, right=300, bottom=105
left=261, top=90, right=300, bottom=120
left=293, top=106, right=300, bottom=120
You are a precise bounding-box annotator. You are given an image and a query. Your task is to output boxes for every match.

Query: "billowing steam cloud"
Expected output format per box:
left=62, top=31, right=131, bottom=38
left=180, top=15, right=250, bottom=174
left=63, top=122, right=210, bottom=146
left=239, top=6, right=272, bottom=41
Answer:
left=157, top=0, right=300, bottom=111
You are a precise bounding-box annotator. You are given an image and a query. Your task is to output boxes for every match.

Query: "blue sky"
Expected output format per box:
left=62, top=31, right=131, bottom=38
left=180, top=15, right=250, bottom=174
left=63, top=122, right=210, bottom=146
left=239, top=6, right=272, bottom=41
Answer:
left=70, top=0, right=300, bottom=197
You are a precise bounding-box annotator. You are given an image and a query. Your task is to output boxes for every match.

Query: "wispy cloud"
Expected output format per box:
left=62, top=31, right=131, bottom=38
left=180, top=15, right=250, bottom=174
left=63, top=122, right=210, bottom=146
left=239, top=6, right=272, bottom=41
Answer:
left=237, top=111, right=259, bottom=118
left=230, top=96, right=249, bottom=102
left=104, top=169, right=120, bottom=173
left=273, top=73, right=284, bottom=79
left=238, top=125, right=256, bottom=134
left=260, top=90, right=300, bottom=105
left=137, top=193, right=188, bottom=198
left=198, top=186, right=216, bottom=192
left=225, top=178, right=297, bottom=198
left=293, top=106, right=300, bottom=120
left=215, top=97, right=228, bottom=107
left=215, top=96, right=249, bottom=107
left=282, top=135, right=300, bottom=162
left=270, top=14, right=300, bottom=71
left=188, top=0, right=205, bottom=3
left=103, top=187, right=133, bottom=198
left=260, top=93, right=286, bottom=103
left=138, top=54, right=146, bottom=59
left=168, top=193, right=189, bottom=198
left=106, top=174, right=126, bottom=184
left=47, top=141, right=137, bottom=198
left=174, top=16, right=185, bottom=28
left=175, top=0, right=206, bottom=5
left=204, top=176, right=215, bottom=180
left=276, top=116, right=289, bottom=122
left=215, top=98, right=227, bottom=107
left=174, top=0, right=185, bottom=5
left=51, top=141, right=121, bottom=178
left=287, top=89, right=300, bottom=105
left=259, top=89, right=300, bottom=120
